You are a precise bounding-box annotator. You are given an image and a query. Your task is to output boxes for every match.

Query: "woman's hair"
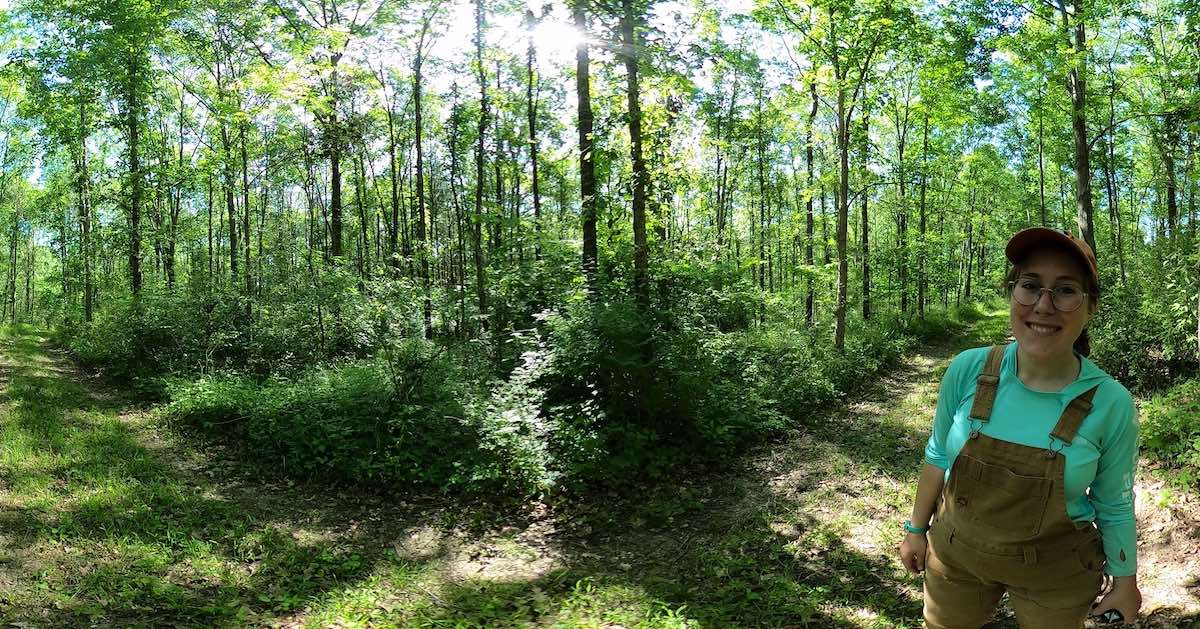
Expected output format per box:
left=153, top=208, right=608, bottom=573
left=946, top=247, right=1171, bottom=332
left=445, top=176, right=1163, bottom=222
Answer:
left=1003, top=249, right=1100, bottom=357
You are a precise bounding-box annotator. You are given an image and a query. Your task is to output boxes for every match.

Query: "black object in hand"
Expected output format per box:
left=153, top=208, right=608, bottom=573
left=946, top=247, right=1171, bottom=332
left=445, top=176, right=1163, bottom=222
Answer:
left=1094, top=608, right=1124, bottom=624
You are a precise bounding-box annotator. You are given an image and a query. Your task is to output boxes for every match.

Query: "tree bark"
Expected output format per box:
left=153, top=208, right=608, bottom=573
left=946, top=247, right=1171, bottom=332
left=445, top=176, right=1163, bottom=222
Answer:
left=527, top=10, right=543, bottom=262
left=622, top=0, right=649, bottom=307
left=918, top=110, right=928, bottom=318
left=860, top=106, right=871, bottom=320
left=415, top=37, right=432, bottom=337
left=576, top=0, right=598, bottom=289
left=1038, top=89, right=1048, bottom=226
left=1061, top=3, right=1097, bottom=254
left=806, top=79, right=817, bottom=325
left=473, top=0, right=489, bottom=329
left=240, top=122, right=252, bottom=296
left=125, top=57, right=143, bottom=296
left=75, top=98, right=93, bottom=322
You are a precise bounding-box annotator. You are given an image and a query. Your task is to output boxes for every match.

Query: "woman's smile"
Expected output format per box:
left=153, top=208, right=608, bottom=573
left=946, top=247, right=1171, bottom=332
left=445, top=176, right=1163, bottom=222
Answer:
left=1024, top=320, right=1063, bottom=336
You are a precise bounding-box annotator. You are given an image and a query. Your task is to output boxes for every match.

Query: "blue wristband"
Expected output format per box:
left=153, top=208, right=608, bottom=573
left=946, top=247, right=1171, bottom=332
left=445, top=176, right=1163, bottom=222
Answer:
left=903, top=520, right=928, bottom=534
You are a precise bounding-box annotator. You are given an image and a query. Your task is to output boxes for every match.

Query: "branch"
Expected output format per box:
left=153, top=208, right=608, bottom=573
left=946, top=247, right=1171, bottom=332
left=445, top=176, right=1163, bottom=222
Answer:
left=773, top=0, right=830, bottom=61
left=1087, top=110, right=1178, bottom=150
left=845, top=28, right=884, bottom=123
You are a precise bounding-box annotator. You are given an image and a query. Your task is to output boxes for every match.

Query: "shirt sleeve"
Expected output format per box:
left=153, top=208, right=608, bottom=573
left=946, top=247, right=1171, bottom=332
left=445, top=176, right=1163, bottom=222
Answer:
left=924, top=353, right=966, bottom=470
left=1089, top=386, right=1139, bottom=576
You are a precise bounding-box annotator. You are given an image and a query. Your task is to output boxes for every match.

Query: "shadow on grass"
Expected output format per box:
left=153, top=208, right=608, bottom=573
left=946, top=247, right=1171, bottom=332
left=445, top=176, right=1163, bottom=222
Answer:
left=0, top=339, right=422, bottom=626
left=0, top=329, right=933, bottom=627
left=810, top=310, right=1012, bottom=480
left=13, top=317, right=1188, bottom=627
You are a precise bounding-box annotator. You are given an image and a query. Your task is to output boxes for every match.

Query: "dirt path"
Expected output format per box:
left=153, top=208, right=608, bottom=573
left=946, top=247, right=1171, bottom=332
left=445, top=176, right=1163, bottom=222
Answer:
left=0, top=323, right=1197, bottom=627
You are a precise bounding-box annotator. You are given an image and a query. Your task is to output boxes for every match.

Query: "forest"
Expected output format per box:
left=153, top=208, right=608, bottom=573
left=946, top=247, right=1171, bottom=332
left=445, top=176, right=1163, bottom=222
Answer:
left=0, top=0, right=1198, bottom=625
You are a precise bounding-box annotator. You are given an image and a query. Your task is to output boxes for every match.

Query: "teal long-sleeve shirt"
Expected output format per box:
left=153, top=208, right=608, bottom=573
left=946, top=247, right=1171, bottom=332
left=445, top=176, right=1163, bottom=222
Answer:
left=924, top=342, right=1139, bottom=576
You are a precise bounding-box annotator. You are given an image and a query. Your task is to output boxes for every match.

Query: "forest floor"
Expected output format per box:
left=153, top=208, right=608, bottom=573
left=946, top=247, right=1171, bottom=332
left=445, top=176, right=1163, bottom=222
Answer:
left=0, top=317, right=1197, bottom=628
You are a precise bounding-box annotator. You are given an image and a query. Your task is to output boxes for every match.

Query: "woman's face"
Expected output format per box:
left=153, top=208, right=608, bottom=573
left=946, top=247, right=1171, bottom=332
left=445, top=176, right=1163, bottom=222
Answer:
left=1009, top=248, right=1095, bottom=362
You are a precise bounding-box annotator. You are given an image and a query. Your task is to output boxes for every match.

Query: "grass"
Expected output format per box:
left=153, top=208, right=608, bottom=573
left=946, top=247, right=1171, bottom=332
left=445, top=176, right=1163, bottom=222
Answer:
left=7, top=310, right=1195, bottom=627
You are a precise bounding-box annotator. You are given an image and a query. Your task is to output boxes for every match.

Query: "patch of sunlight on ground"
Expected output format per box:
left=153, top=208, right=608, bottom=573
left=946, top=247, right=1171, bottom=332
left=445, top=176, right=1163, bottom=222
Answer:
left=298, top=559, right=704, bottom=628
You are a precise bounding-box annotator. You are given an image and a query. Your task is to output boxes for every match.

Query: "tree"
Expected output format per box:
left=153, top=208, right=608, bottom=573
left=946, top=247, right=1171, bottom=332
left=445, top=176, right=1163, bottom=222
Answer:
left=768, top=0, right=896, bottom=349
left=576, top=0, right=599, bottom=288
left=621, top=0, right=650, bottom=306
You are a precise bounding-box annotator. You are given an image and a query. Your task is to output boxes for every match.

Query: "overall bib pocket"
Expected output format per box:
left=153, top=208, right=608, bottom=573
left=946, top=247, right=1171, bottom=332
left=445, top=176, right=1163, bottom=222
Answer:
left=949, top=453, right=1052, bottom=538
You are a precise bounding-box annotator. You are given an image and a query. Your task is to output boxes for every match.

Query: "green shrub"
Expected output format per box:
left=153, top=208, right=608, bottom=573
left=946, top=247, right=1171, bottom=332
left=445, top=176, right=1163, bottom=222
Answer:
left=1089, top=280, right=1199, bottom=392
left=165, top=341, right=480, bottom=489
left=1140, top=378, right=1200, bottom=486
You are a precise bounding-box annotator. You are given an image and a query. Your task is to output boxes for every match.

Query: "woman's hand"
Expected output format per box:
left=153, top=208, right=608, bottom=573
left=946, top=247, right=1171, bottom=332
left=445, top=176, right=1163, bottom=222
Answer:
left=1092, top=575, right=1141, bottom=623
left=898, top=531, right=928, bottom=574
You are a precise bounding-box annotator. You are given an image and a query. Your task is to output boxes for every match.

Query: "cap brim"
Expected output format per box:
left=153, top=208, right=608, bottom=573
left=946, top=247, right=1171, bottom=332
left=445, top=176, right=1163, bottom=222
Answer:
left=1005, top=227, right=1099, bottom=288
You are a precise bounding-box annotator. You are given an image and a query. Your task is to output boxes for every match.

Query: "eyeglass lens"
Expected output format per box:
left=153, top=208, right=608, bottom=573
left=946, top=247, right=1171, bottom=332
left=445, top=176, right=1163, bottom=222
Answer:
left=1011, top=282, right=1084, bottom=312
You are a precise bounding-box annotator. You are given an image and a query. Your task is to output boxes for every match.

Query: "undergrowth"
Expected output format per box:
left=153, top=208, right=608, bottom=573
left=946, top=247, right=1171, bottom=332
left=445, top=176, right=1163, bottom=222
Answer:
left=160, top=297, right=992, bottom=496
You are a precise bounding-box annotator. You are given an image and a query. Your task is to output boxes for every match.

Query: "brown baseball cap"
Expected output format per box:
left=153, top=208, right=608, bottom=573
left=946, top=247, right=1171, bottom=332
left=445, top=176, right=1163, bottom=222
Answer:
left=1005, top=227, right=1100, bottom=291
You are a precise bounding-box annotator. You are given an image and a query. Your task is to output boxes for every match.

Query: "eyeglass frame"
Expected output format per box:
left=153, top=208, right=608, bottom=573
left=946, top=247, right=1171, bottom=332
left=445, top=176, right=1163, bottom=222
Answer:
left=1006, top=279, right=1093, bottom=313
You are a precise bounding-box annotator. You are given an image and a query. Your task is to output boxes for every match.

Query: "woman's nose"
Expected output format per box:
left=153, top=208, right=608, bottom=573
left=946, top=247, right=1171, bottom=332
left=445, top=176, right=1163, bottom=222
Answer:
left=1033, top=289, right=1057, bottom=312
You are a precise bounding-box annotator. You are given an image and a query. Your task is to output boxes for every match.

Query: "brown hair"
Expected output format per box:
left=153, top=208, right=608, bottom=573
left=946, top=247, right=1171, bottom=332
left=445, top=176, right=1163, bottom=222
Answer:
left=1003, top=252, right=1100, bottom=357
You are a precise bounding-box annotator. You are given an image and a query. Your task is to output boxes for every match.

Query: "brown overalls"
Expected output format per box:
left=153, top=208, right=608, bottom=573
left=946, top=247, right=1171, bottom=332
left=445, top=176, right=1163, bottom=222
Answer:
left=923, top=345, right=1108, bottom=629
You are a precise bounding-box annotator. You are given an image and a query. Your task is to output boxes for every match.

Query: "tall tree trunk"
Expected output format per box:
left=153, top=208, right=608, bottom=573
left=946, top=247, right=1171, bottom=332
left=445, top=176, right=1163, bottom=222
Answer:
left=76, top=101, right=93, bottom=322
left=918, top=110, right=928, bottom=318
left=527, top=11, right=543, bottom=262
left=125, top=59, right=143, bottom=297
left=1164, top=114, right=1180, bottom=238
left=576, top=0, right=597, bottom=289
left=1038, top=89, right=1048, bottom=226
left=622, top=0, right=649, bottom=306
left=415, top=46, right=432, bottom=337
left=207, top=172, right=214, bottom=279
left=1062, top=3, right=1097, bottom=253
left=805, top=79, right=816, bottom=325
left=860, top=107, right=871, bottom=320
left=7, top=210, right=17, bottom=323
left=473, top=0, right=489, bottom=330
left=895, top=99, right=909, bottom=314
left=1105, top=74, right=1126, bottom=285
left=756, top=81, right=767, bottom=294
left=240, top=122, right=252, bottom=297
left=329, top=56, right=345, bottom=260
left=221, top=124, right=239, bottom=282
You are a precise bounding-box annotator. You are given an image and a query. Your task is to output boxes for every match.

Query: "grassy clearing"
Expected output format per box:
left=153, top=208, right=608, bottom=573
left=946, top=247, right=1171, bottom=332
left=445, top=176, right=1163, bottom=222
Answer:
left=1, top=315, right=1197, bottom=627
left=0, top=317, right=1012, bottom=627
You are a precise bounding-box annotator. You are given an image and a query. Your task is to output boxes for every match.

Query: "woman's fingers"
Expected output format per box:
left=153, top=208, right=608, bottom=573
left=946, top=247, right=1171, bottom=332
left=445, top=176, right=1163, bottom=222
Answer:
left=898, top=536, right=927, bottom=574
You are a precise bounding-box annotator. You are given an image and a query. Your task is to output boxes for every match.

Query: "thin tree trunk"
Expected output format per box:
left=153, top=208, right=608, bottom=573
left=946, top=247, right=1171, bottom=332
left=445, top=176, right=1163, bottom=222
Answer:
left=415, top=44, right=432, bottom=337
left=1062, top=3, right=1097, bottom=254
left=918, top=110, right=928, bottom=318
left=805, top=79, right=816, bottom=325
left=622, top=0, right=649, bottom=306
left=125, top=59, right=143, bottom=297
left=576, top=0, right=597, bottom=289
left=860, top=107, right=871, bottom=321
left=527, top=11, right=543, bottom=262
left=473, top=0, right=489, bottom=330
left=1038, top=89, right=1048, bottom=225
left=240, top=122, right=252, bottom=297
left=76, top=100, right=93, bottom=322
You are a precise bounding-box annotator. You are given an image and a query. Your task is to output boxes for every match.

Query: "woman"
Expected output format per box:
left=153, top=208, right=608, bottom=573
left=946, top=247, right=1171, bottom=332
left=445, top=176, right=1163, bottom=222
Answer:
left=897, top=227, right=1141, bottom=628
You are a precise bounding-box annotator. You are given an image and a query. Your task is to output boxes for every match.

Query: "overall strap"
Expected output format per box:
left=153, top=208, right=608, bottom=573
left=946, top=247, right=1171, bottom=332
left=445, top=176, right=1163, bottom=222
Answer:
left=968, top=344, right=1007, bottom=422
left=1049, top=385, right=1101, bottom=444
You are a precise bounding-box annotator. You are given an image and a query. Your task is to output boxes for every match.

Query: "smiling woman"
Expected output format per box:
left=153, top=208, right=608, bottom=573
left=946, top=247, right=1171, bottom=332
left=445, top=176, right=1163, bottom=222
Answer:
left=899, top=227, right=1142, bottom=629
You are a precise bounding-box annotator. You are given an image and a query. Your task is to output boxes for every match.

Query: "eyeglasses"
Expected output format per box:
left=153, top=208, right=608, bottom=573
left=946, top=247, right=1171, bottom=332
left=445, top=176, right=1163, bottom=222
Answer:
left=1008, top=280, right=1089, bottom=312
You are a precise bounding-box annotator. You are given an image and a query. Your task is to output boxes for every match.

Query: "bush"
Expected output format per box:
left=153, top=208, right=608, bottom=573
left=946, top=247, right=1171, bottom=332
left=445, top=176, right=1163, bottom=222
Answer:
left=533, top=287, right=978, bottom=488
left=1089, top=279, right=1199, bottom=392
left=165, top=340, right=480, bottom=488
left=1140, top=378, right=1200, bottom=487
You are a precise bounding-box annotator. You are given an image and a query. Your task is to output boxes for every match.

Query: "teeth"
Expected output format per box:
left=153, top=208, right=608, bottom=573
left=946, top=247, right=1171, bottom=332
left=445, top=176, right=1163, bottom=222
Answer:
left=1028, top=323, right=1060, bottom=335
